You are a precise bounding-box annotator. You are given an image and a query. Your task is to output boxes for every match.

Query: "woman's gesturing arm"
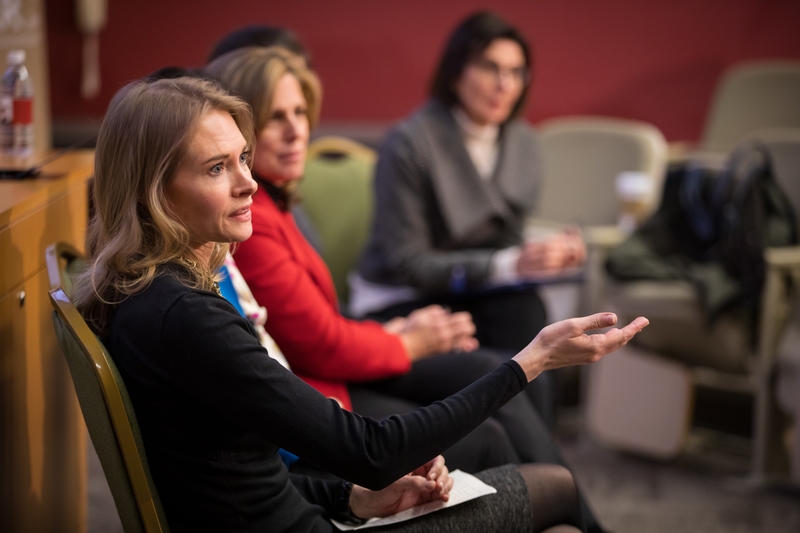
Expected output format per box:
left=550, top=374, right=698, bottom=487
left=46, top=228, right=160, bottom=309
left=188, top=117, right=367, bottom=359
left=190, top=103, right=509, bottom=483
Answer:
left=162, top=291, right=646, bottom=490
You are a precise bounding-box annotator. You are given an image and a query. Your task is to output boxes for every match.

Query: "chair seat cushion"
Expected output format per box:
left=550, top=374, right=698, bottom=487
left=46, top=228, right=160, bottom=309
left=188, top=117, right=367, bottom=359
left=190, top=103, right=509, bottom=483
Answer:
left=585, top=345, right=693, bottom=459
left=607, top=280, right=752, bottom=373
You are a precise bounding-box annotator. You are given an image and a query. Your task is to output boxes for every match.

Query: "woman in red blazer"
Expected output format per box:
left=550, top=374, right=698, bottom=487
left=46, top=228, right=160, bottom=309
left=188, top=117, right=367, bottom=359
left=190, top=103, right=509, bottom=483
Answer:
left=207, top=47, right=575, bottom=478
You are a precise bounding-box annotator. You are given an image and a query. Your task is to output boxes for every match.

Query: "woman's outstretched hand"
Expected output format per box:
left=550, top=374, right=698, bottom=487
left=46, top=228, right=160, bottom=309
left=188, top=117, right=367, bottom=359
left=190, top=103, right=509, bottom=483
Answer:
left=513, top=313, right=649, bottom=382
left=348, top=455, right=454, bottom=519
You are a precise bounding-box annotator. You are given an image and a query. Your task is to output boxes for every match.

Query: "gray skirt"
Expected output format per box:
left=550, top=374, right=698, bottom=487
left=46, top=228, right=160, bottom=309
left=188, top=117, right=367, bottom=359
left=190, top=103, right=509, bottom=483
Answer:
left=362, top=464, right=533, bottom=533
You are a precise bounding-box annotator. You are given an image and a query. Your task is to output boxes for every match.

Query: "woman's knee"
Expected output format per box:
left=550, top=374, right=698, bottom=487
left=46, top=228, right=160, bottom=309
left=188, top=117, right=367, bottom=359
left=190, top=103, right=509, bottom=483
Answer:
left=519, top=463, right=575, bottom=491
left=516, top=464, right=582, bottom=532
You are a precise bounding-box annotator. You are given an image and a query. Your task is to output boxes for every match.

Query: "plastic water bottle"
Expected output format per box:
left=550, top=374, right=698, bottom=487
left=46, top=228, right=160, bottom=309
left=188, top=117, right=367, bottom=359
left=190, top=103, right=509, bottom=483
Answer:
left=0, top=50, right=34, bottom=157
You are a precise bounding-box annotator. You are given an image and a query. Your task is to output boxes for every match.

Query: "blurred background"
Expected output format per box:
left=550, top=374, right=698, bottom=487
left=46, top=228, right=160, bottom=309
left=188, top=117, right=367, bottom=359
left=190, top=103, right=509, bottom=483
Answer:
left=45, top=0, right=800, bottom=145
left=1, top=1, right=799, bottom=532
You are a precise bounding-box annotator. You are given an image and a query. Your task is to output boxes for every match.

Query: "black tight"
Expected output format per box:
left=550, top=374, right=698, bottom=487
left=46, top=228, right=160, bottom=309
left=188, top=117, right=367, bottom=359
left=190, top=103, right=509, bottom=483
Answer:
left=518, top=464, right=584, bottom=532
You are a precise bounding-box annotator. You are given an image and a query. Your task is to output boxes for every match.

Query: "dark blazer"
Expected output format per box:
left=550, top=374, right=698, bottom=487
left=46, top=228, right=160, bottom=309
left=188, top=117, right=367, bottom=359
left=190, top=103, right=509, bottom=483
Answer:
left=358, top=100, right=542, bottom=293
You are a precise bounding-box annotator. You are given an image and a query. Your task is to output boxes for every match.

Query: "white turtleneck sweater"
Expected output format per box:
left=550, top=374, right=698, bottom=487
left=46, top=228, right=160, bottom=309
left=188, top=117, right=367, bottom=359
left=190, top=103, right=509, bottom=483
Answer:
left=451, top=107, right=521, bottom=285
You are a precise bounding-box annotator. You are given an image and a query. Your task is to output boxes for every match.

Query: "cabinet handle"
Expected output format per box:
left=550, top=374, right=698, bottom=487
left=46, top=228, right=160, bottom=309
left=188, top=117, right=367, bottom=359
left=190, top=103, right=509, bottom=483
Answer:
left=18, top=290, right=25, bottom=307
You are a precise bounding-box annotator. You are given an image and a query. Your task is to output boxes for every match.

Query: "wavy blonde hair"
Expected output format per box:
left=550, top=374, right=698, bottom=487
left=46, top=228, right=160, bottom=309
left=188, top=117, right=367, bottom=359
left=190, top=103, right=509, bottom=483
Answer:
left=206, top=46, right=321, bottom=205
left=73, top=77, right=255, bottom=333
left=206, top=45, right=321, bottom=132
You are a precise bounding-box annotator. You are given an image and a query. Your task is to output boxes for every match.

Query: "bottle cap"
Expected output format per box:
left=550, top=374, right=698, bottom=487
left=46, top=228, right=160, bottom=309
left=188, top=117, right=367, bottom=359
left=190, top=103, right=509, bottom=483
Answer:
left=7, top=50, right=25, bottom=65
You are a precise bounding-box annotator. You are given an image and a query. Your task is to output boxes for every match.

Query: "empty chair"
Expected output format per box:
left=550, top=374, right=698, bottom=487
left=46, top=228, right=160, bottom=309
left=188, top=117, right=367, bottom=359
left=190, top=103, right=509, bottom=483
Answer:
left=586, top=129, right=800, bottom=482
left=50, top=286, right=169, bottom=532
left=533, top=116, right=668, bottom=228
left=299, top=135, right=377, bottom=305
left=531, top=116, right=668, bottom=320
left=701, top=61, right=800, bottom=152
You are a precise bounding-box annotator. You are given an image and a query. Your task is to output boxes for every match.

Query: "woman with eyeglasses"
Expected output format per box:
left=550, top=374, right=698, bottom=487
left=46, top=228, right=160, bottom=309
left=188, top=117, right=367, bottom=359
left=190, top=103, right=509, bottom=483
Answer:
left=353, top=11, right=605, bottom=532
left=354, top=11, right=585, bottom=355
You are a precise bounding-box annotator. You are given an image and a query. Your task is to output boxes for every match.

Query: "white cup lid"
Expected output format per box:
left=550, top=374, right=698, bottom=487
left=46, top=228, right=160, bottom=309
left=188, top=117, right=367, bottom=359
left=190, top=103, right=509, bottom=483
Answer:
left=616, top=171, right=652, bottom=201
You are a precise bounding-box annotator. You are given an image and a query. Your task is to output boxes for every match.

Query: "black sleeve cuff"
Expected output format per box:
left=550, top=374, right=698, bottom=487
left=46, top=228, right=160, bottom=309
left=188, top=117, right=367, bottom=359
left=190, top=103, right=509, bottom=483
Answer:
left=332, top=480, right=368, bottom=525
left=504, top=359, right=529, bottom=390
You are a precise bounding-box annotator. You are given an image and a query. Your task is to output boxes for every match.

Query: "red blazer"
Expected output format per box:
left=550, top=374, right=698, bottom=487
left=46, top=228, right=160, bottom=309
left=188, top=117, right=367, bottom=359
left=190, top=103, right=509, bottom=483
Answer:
left=234, top=188, right=410, bottom=410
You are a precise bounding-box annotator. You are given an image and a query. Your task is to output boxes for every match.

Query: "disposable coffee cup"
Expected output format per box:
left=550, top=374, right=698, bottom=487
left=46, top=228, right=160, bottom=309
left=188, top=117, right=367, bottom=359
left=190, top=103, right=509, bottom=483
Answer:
left=615, top=171, right=652, bottom=233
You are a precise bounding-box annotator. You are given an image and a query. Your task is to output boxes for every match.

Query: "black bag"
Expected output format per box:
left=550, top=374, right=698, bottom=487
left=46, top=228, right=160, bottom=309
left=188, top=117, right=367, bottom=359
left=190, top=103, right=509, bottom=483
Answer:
left=606, top=142, right=798, bottom=324
left=717, top=145, right=797, bottom=305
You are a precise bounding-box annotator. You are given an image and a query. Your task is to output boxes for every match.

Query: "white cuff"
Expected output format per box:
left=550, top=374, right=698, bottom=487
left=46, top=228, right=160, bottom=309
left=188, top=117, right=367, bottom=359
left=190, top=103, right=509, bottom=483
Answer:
left=489, top=246, right=521, bottom=285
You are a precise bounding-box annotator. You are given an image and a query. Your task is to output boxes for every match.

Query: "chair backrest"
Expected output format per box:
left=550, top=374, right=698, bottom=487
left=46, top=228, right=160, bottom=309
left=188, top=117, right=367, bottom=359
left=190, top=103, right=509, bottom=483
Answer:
left=701, top=61, right=800, bottom=152
left=45, top=241, right=86, bottom=294
left=534, top=116, right=668, bottom=227
left=300, top=136, right=378, bottom=304
left=745, top=128, right=800, bottom=227
left=49, top=288, right=169, bottom=533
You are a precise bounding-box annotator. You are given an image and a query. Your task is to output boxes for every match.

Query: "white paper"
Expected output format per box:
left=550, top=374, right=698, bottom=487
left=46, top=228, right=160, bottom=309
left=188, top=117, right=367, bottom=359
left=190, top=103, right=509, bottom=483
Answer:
left=331, top=469, right=497, bottom=531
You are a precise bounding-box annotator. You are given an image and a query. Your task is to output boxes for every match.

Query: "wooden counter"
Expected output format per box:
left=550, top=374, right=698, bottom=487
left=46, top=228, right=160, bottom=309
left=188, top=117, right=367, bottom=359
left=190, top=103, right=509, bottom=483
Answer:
left=0, top=150, right=94, bottom=533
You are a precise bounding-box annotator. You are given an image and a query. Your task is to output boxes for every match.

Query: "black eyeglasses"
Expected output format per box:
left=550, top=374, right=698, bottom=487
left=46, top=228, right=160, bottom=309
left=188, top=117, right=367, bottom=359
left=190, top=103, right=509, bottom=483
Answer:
left=470, top=58, right=530, bottom=85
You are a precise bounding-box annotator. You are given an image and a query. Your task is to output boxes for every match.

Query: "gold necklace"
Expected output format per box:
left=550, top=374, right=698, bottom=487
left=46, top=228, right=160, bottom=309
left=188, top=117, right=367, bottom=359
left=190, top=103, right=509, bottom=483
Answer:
left=175, top=256, right=221, bottom=297
left=211, top=281, right=222, bottom=297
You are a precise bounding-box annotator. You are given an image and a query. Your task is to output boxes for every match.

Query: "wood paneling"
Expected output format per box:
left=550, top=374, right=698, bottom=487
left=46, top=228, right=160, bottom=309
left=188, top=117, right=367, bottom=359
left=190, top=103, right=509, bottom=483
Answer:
left=0, top=150, right=93, bottom=533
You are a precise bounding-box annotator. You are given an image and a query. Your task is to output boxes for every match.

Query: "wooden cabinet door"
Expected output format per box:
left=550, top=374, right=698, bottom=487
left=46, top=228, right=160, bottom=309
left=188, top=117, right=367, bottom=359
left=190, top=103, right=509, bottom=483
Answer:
left=0, top=268, right=86, bottom=533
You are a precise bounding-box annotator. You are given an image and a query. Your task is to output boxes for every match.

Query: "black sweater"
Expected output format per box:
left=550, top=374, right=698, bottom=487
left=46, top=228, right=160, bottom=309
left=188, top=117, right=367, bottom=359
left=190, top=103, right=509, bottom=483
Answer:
left=106, top=270, right=528, bottom=532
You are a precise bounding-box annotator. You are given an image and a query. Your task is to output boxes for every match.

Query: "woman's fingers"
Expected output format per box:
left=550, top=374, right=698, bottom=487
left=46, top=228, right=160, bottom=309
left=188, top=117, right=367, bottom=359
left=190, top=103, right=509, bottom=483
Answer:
left=422, top=455, right=446, bottom=480
left=598, top=316, right=649, bottom=349
left=446, top=312, right=478, bottom=353
left=453, top=337, right=480, bottom=352
left=417, top=455, right=452, bottom=500
left=518, top=232, right=588, bottom=275
left=448, top=312, right=476, bottom=337
left=519, top=240, right=571, bottom=274
left=402, top=307, right=480, bottom=357
left=437, top=467, right=454, bottom=500
left=411, top=305, right=447, bottom=321
left=570, top=315, right=648, bottom=356
left=514, top=314, right=649, bottom=380
left=571, top=312, right=618, bottom=333
left=382, top=316, right=408, bottom=335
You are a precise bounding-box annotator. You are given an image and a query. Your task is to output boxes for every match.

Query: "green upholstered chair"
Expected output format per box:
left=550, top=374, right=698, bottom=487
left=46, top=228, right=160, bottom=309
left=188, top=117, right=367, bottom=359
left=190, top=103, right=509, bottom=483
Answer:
left=49, top=287, right=169, bottom=532
left=300, top=136, right=378, bottom=306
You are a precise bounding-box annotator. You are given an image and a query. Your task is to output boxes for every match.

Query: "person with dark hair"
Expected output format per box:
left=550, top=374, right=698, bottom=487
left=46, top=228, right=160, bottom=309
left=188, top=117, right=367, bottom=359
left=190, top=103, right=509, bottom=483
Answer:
left=146, top=65, right=205, bottom=81
left=71, top=73, right=648, bottom=533
left=354, top=11, right=606, bottom=532
left=355, top=10, right=585, bottom=371
left=208, top=24, right=311, bottom=65
left=208, top=45, right=562, bottom=477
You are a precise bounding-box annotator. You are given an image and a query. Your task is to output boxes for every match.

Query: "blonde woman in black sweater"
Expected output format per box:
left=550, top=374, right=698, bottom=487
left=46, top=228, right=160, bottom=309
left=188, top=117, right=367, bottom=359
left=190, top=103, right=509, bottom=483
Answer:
left=73, top=76, right=647, bottom=533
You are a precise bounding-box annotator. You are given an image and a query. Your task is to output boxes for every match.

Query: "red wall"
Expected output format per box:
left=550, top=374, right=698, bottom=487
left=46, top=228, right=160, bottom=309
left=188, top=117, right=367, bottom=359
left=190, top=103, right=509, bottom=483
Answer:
left=45, top=0, right=800, bottom=141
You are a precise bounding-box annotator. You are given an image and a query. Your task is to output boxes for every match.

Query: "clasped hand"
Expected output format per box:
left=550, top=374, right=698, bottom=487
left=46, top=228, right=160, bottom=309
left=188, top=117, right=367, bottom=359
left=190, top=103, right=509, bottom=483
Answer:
left=385, top=305, right=479, bottom=361
left=349, top=455, right=453, bottom=520
left=517, top=229, right=586, bottom=277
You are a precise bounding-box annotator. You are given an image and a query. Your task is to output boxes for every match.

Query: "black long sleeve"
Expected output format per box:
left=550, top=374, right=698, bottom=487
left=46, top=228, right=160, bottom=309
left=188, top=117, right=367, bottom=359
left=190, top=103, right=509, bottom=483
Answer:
left=107, top=272, right=527, bottom=532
